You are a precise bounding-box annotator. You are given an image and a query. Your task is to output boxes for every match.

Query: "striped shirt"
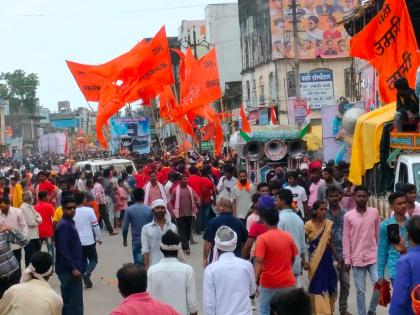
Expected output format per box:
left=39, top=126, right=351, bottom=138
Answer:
left=0, top=229, right=28, bottom=278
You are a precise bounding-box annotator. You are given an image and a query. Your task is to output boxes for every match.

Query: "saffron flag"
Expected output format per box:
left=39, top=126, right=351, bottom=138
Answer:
left=270, top=106, right=278, bottom=125
left=350, top=0, right=420, bottom=103
left=201, top=123, right=215, bottom=141
left=66, top=61, right=104, bottom=102
left=94, top=27, right=174, bottom=147
left=240, top=106, right=252, bottom=133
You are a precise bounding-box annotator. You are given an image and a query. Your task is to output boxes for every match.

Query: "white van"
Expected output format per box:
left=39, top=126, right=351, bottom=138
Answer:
left=74, top=158, right=136, bottom=175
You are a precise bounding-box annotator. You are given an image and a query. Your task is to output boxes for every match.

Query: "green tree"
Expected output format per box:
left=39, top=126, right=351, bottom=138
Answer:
left=0, top=70, right=39, bottom=114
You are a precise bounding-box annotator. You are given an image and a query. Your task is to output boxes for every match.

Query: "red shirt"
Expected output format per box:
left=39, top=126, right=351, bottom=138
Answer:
left=134, top=173, right=148, bottom=189
left=38, top=180, right=55, bottom=195
left=157, top=167, right=171, bottom=185
left=249, top=222, right=268, bottom=238
left=255, top=229, right=297, bottom=288
left=34, top=200, right=55, bottom=238
left=200, top=177, right=215, bottom=205
left=211, top=167, right=221, bottom=180
left=111, top=292, right=180, bottom=315
left=187, top=175, right=203, bottom=198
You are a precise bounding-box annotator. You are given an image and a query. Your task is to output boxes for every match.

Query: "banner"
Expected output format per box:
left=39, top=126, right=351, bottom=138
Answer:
left=38, top=133, right=68, bottom=155
left=259, top=108, right=269, bottom=125
left=110, top=117, right=151, bottom=154
left=300, top=71, right=334, bottom=109
left=350, top=0, right=420, bottom=103
left=270, top=0, right=353, bottom=60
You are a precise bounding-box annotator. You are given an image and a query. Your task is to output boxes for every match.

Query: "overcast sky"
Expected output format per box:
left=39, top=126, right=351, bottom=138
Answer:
left=0, top=0, right=237, bottom=112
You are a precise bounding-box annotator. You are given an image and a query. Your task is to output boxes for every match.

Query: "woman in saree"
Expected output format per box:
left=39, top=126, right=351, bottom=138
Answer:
left=304, top=200, right=338, bottom=315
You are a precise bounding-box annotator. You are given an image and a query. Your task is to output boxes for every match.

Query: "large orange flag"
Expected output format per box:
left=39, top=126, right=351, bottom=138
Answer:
left=350, top=0, right=420, bottom=103
left=95, top=27, right=174, bottom=147
left=66, top=61, right=104, bottom=102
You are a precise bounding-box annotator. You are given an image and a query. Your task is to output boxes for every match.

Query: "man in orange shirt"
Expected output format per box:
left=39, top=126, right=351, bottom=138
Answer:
left=254, top=204, right=298, bottom=315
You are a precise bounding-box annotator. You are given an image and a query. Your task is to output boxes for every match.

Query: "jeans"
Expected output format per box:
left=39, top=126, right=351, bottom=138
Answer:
left=336, top=264, right=351, bottom=313
left=99, top=203, right=114, bottom=234
left=82, top=244, right=98, bottom=276
left=0, top=269, right=20, bottom=298
left=132, top=243, right=144, bottom=266
left=202, top=203, right=215, bottom=231
left=40, top=237, right=55, bottom=266
left=177, top=216, right=193, bottom=250
left=58, top=272, right=84, bottom=315
left=24, top=239, right=41, bottom=267
left=12, top=248, right=22, bottom=278
left=353, top=263, right=379, bottom=315
left=259, top=286, right=293, bottom=315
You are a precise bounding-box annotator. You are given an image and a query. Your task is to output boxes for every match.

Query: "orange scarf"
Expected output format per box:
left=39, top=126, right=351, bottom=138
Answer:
left=412, top=284, right=420, bottom=315
left=236, top=181, right=251, bottom=192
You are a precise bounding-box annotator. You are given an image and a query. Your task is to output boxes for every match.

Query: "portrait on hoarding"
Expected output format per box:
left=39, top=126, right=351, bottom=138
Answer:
left=269, top=0, right=353, bottom=60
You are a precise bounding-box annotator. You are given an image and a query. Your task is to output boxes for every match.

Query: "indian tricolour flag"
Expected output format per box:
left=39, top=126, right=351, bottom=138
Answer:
left=299, top=108, right=312, bottom=138
left=239, top=105, right=252, bottom=142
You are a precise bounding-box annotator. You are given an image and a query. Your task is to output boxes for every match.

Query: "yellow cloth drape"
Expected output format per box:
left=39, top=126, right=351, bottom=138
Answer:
left=12, top=183, right=23, bottom=208
left=349, top=103, right=396, bottom=185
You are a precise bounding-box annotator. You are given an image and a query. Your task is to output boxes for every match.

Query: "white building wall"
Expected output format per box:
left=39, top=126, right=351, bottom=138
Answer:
left=205, top=4, right=242, bottom=92
left=178, top=20, right=209, bottom=58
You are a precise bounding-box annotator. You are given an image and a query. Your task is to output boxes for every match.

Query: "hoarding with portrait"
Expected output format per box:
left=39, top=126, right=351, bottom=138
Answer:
left=269, top=0, right=353, bottom=60
left=110, top=117, right=151, bottom=154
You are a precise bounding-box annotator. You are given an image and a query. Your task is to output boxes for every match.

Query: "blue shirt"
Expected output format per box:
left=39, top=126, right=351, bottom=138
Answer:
left=55, top=216, right=83, bottom=274
left=203, top=213, right=248, bottom=259
left=122, top=203, right=153, bottom=246
left=390, top=246, right=420, bottom=315
left=377, top=215, right=409, bottom=279
left=278, top=209, right=305, bottom=275
left=327, top=208, right=346, bottom=261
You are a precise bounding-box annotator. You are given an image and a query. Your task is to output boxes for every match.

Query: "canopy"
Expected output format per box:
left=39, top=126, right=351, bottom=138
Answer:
left=349, top=102, right=396, bottom=185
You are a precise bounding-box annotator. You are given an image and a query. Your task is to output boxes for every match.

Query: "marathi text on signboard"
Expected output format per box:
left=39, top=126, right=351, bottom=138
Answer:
left=300, top=71, right=334, bottom=109
left=294, top=99, right=308, bottom=124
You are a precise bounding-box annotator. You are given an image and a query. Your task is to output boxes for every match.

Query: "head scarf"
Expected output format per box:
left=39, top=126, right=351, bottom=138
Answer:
left=212, top=226, right=237, bottom=262
left=151, top=199, right=167, bottom=210
left=20, top=263, right=52, bottom=283
left=160, top=239, right=186, bottom=263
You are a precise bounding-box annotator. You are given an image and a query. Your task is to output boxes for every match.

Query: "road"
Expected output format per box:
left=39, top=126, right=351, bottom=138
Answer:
left=47, top=232, right=388, bottom=315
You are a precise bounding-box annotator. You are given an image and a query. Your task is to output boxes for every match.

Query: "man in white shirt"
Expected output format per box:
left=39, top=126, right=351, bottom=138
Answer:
left=216, top=166, right=237, bottom=200
left=232, top=170, right=255, bottom=223
left=141, top=199, right=177, bottom=269
left=147, top=230, right=198, bottom=315
left=203, top=226, right=256, bottom=315
left=285, top=171, right=308, bottom=219
left=73, top=192, right=102, bottom=289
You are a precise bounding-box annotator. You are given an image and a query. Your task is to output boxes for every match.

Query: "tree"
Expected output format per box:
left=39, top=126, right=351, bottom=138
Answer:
left=0, top=70, right=39, bottom=114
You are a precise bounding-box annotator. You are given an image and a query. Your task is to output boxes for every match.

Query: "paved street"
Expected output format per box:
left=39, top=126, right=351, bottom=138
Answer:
left=47, top=232, right=388, bottom=315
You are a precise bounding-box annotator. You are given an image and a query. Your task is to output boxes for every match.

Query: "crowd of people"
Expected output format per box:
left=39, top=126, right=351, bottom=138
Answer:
left=0, top=153, right=418, bottom=315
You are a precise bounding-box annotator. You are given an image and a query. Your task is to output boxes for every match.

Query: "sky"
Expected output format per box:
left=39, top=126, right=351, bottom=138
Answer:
left=0, top=0, right=237, bottom=112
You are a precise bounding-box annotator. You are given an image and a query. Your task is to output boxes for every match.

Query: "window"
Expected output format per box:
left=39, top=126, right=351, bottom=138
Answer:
left=259, top=76, right=265, bottom=104
left=287, top=71, right=296, bottom=98
left=252, top=79, right=257, bottom=106
left=344, top=67, right=354, bottom=98
left=246, top=80, right=250, bottom=101
left=269, top=72, right=277, bottom=103
left=398, top=162, right=408, bottom=183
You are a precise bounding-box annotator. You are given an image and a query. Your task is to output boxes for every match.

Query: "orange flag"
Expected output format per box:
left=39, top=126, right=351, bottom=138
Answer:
left=95, top=27, right=174, bottom=147
left=201, top=123, right=215, bottom=141
left=350, top=0, right=420, bottom=103
left=66, top=61, right=104, bottom=102
left=240, top=106, right=252, bottom=133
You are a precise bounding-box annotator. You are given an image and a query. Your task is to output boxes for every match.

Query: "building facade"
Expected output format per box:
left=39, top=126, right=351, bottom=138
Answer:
left=239, top=0, right=355, bottom=126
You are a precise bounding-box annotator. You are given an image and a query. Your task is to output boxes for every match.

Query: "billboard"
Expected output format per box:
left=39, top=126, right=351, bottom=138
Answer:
left=269, top=0, right=353, bottom=60
left=110, top=117, right=151, bottom=154
left=300, top=71, right=334, bottom=109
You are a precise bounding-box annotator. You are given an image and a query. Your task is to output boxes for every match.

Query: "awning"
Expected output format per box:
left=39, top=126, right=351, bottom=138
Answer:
left=349, top=102, right=396, bottom=185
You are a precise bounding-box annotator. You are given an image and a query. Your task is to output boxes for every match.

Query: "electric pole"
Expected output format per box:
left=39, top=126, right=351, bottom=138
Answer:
left=290, top=0, right=301, bottom=103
